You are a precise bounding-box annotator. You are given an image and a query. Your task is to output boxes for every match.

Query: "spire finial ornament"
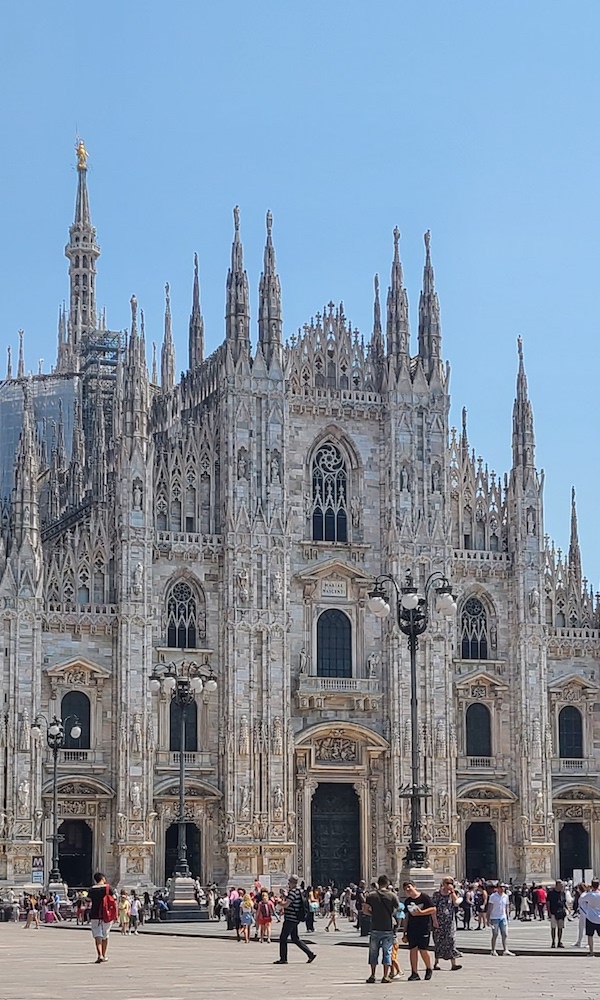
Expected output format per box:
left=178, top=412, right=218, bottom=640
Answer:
left=130, top=295, right=138, bottom=329
left=17, top=329, right=25, bottom=379
left=424, top=229, right=431, bottom=261
left=233, top=205, right=240, bottom=233
left=517, top=335, right=524, bottom=364
left=6, top=345, right=12, bottom=380
left=165, top=282, right=171, bottom=311
left=374, top=273, right=380, bottom=297
left=75, top=137, right=88, bottom=171
left=266, top=209, right=273, bottom=236
left=393, top=226, right=400, bottom=259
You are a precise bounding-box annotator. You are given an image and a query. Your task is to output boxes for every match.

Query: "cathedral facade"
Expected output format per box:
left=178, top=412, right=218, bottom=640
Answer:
left=0, top=147, right=599, bottom=889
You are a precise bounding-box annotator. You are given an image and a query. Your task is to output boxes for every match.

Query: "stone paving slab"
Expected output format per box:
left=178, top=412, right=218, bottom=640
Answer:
left=0, top=923, right=598, bottom=1000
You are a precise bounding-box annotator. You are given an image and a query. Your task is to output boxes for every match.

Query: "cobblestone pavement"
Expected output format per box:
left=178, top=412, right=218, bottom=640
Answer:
left=0, top=924, right=598, bottom=1000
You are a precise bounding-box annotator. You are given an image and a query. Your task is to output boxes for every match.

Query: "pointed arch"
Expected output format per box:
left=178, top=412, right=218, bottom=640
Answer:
left=458, top=589, right=496, bottom=660
left=164, top=571, right=206, bottom=648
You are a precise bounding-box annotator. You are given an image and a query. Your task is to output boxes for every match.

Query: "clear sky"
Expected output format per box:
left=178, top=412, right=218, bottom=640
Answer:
left=1, top=1, right=599, bottom=577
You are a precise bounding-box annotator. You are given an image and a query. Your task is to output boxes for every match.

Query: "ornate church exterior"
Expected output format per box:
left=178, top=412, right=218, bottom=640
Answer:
left=0, top=145, right=599, bottom=889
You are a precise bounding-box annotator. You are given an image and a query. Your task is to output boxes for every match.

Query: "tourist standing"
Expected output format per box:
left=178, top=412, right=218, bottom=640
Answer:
left=256, top=890, right=275, bottom=943
left=547, top=879, right=567, bottom=949
left=488, top=884, right=514, bottom=956
left=572, top=882, right=588, bottom=947
left=403, top=880, right=435, bottom=981
left=89, top=872, right=117, bottom=964
left=432, top=879, right=462, bottom=971
left=579, top=879, right=600, bottom=955
left=129, top=892, right=141, bottom=934
left=273, top=875, right=316, bottom=965
left=363, top=875, right=399, bottom=984
left=239, top=892, right=254, bottom=943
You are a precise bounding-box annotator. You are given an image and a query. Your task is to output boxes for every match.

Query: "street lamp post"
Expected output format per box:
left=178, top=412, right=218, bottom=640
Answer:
left=149, top=660, right=217, bottom=879
left=30, top=714, right=82, bottom=885
left=368, top=571, right=456, bottom=872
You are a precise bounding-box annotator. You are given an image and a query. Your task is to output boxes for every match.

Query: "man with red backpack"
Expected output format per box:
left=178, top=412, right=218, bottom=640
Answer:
left=89, top=872, right=117, bottom=963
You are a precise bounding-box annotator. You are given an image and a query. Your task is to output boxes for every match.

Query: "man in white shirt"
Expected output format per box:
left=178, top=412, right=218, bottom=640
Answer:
left=487, top=884, right=515, bottom=956
left=579, top=879, right=600, bottom=956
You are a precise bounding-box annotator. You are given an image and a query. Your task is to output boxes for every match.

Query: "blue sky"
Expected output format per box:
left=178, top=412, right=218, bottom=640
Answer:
left=1, top=1, right=599, bottom=577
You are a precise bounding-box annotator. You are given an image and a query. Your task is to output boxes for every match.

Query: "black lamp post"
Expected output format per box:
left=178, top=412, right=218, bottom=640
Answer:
left=368, top=571, right=456, bottom=870
left=149, top=660, right=217, bottom=879
left=31, top=714, right=82, bottom=884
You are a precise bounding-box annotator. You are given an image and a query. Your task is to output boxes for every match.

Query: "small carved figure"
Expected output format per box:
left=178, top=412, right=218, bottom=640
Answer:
left=237, top=450, right=248, bottom=480
left=384, top=789, right=392, bottom=813
left=238, top=569, right=249, bottom=603
left=533, top=790, right=544, bottom=823
left=117, top=812, right=127, bottom=842
left=19, top=708, right=30, bottom=751
left=527, top=507, right=536, bottom=536
left=75, top=138, right=88, bottom=169
left=490, top=623, right=497, bottom=649
left=521, top=814, right=529, bottom=842
left=270, top=455, right=281, bottom=484
left=299, top=647, right=308, bottom=676
left=431, top=464, right=441, bottom=493
left=17, top=779, right=29, bottom=816
left=350, top=495, right=362, bottom=529
left=239, top=715, right=250, bottom=756
left=438, top=789, right=449, bottom=823
left=225, top=812, right=235, bottom=842
left=273, top=785, right=284, bottom=817
left=34, top=808, right=43, bottom=840
left=367, top=651, right=380, bottom=678
left=272, top=717, right=283, bottom=756
left=239, top=785, right=250, bottom=819
left=132, top=562, right=143, bottom=596
left=400, top=466, right=409, bottom=491
left=0, top=811, right=7, bottom=838
left=529, top=588, right=540, bottom=621
left=132, top=714, right=143, bottom=753
left=130, top=782, right=142, bottom=813
left=132, top=479, right=143, bottom=511
left=271, top=571, right=283, bottom=605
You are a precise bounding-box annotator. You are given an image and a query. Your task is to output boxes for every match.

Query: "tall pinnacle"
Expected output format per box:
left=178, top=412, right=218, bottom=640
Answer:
left=188, top=253, right=205, bottom=370
left=225, top=206, right=250, bottom=361
left=65, top=138, right=100, bottom=366
left=11, top=378, right=40, bottom=550
left=386, top=226, right=410, bottom=357
left=161, top=282, right=176, bottom=393
left=511, top=337, right=536, bottom=478
left=568, top=486, right=582, bottom=595
left=418, top=230, right=442, bottom=376
left=258, top=210, right=282, bottom=366
left=17, top=330, right=25, bottom=379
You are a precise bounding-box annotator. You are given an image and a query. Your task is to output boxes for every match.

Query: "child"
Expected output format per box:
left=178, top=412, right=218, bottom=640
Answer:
left=118, top=890, right=131, bottom=934
left=391, top=899, right=405, bottom=979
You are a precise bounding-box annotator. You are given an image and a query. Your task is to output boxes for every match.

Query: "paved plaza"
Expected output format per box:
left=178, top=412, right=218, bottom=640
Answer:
left=1, top=922, right=598, bottom=1000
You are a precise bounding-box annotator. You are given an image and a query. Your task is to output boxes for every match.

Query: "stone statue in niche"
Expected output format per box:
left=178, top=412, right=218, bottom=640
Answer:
left=132, top=562, right=143, bottom=597
left=383, top=789, right=392, bottom=813
left=438, top=789, right=449, bottom=823
left=132, top=479, right=143, bottom=511
left=239, top=715, right=250, bottom=756
left=272, top=717, right=283, bottom=756
left=533, top=790, right=544, bottom=823
left=527, top=507, right=536, bottom=536
left=17, top=780, right=29, bottom=816
left=431, top=464, right=441, bottom=493
left=19, top=709, right=30, bottom=751
left=273, top=785, right=284, bottom=819
left=521, top=814, right=530, bottom=842
left=238, top=569, right=249, bottom=603
left=237, top=449, right=248, bottom=480
left=270, top=454, right=281, bottom=484
left=271, top=571, right=283, bottom=605
left=132, top=714, right=143, bottom=754
left=529, top=588, right=540, bottom=621
left=116, top=812, right=127, bottom=842
left=400, top=466, right=409, bottom=491
left=367, top=651, right=380, bottom=678
left=239, top=785, right=250, bottom=819
left=299, top=648, right=308, bottom=676
left=34, top=808, right=43, bottom=840
left=130, top=783, right=142, bottom=815
left=350, top=495, right=362, bottom=529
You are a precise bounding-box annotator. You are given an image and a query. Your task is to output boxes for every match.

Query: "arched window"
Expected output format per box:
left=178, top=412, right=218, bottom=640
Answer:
left=558, top=705, right=583, bottom=759
left=461, top=597, right=489, bottom=660
left=317, top=609, right=352, bottom=678
left=466, top=702, right=492, bottom=757
left=167, top=581, right=198, bottom=649
left=61, top=690, right=91, bottom=749
left=169, top=699, right=198, bottom=752
left=311, top=443, right=348, bottom=543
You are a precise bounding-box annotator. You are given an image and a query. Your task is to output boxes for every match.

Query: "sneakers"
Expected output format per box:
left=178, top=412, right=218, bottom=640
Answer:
left=491, top=949, right=498, bottom=956
left=366, top=976, right=376, bottom=984
left=502, top=950, right=515, bottom=957
left=407, top=973, right=420, bottom=981
left=307, top=953, right=317, bottom=964
left=424, top=969, right=433, bottom=981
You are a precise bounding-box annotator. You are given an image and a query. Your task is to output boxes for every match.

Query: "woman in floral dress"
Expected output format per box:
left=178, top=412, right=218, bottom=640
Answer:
left=432, top=879, right=462, bottom=971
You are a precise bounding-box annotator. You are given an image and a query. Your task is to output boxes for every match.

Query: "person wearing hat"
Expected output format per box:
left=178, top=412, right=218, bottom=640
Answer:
left=273, top=875, right=317, bottom=966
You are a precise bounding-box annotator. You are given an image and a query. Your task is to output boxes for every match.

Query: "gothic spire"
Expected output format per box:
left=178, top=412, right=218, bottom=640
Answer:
left=123, top=294, right=149, bottom=441
left=386, top=227, right=410, bottom=357
left=258, top=210, right=282, bottom=367
left=568, top=486, right=582, bottom=597
left=161, top=283, right=175, bottom=393
left=90, top=375, right=107, bottom=500
left=11, top=378, right=40, bottom=550
left=64, top=139, right=100, bottom=365
left=151, top=342, right=158, bottom=385
left=371, top=274, right=384, bottom=362
left=461, top=406, right=469, bottom=459
left=418, top=230, right=442, bottom=376
left=68, top=391, right=85, bottom=507
left=511, top=337, right=536, bottom=479
left=6, top=345, right=12, bottom=380
left=17, top=330, right=25, bottom=379
left=225, top=206, right=250, bottom=361
left=189, top=253, right=205, bottom=371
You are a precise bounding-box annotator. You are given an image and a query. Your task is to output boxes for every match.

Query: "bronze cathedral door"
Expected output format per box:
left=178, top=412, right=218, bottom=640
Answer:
left=311, top=782, right=361, bottom=888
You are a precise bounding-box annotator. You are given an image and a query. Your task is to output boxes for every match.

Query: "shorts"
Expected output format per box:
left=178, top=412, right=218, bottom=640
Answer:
left=407, top=925, right=431, bottom=951
left=491, top=918, right=507, bottom=930
left=550, top=915, right=564, bottom=929
left=586, top=920, right=600, bottom=937
left=368, top=930, right=394, bottom=966
left=90, top=919, right=112, bottom=940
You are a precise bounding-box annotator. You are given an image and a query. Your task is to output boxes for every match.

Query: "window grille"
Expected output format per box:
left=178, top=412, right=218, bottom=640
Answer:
left=167, top=581, right=198, bottom=649
left=311, top=444, right=348, bottom=542
left=461, top=597, right=488, bottom=659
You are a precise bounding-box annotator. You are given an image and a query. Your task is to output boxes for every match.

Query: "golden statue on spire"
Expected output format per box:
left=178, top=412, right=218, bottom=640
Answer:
left=75, top=137, right=88, bottom=170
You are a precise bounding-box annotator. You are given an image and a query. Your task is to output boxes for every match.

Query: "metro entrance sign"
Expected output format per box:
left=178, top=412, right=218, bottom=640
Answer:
left=31, top=856, right=44, bottom=885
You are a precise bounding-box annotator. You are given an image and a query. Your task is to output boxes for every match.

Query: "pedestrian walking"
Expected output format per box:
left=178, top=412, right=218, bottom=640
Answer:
left=488, top=884, right=515, bottom=956
left=432, top=879, right=462, bottom=971
left=89, top=872, right=117, bottom=964
left=273, top=875, right=316, bottom=966
left=129, top=891, right=141, bottom=934
left=579, top=878, right=600, bottom=955
left=118, top=890, right=131, bottom=934
left=572, top=882, right=588, bottom=947
left=325, top=888, right=340, bottom=931
left=363, top=874, right=399, bottom=984
left=547, top=879, right=567, bottom=949
left=239, top=892, right=254, bottom=943
left=403, top=880, right=435, bottom=981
